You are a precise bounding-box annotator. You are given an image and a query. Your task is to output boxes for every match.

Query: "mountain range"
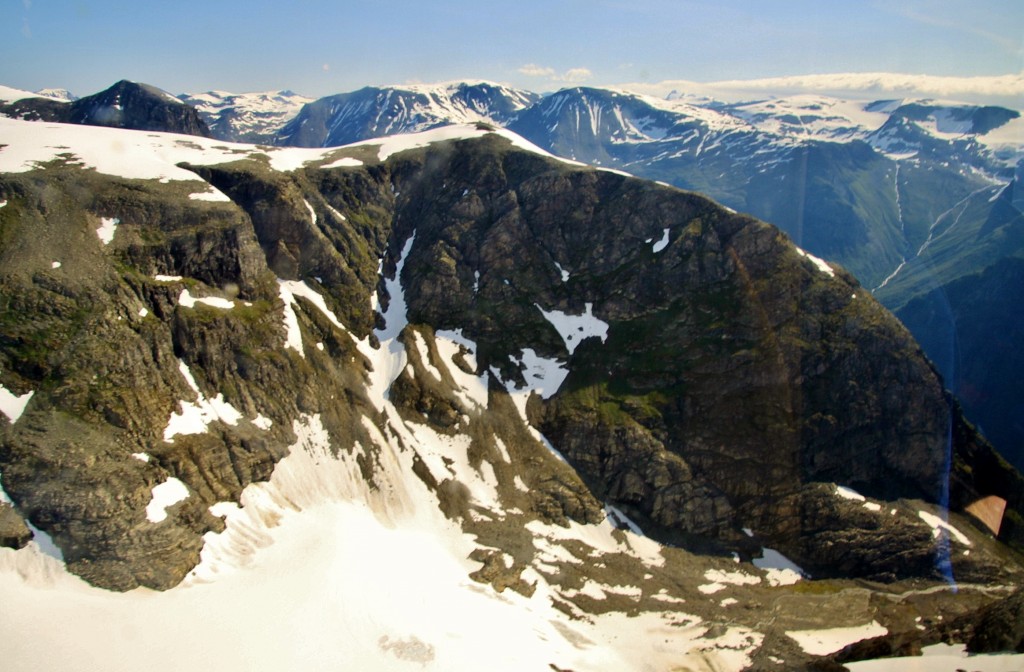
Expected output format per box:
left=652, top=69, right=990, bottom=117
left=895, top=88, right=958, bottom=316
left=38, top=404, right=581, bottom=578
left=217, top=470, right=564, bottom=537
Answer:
left=1, top=80, right=1023, bottom=670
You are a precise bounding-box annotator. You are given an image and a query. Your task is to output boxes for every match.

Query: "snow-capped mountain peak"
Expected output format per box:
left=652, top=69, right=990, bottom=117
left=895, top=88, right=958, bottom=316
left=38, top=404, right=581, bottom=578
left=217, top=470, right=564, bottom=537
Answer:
left=34, top=87, right=78, bottom=102
left=275, top=81, right=539, bottom=148
left=179, top=89, right=315, bottom=144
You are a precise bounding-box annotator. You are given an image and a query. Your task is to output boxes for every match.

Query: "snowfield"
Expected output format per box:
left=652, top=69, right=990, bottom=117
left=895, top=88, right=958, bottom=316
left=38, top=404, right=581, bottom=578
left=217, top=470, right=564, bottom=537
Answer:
left=0, top=115, right=579, bottom=186
left=0, top=384, right=763, bottom=672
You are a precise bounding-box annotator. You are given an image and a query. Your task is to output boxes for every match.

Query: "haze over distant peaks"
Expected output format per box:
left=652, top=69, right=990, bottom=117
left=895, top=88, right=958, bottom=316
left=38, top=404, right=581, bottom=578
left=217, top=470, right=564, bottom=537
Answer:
left=622, top=71, right=1024, bottom=109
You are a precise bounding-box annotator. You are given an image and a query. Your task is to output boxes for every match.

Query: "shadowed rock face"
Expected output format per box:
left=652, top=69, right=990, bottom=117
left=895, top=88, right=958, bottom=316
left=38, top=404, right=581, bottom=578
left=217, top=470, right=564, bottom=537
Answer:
left=332, top=138, right=1021, bottom=573
left=0, top=132, right=1021, bottom=602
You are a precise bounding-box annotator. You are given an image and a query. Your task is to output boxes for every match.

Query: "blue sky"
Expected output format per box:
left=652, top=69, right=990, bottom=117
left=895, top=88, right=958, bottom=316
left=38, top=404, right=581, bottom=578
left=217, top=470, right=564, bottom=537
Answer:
left=2, top=0, right=1022, bottom=100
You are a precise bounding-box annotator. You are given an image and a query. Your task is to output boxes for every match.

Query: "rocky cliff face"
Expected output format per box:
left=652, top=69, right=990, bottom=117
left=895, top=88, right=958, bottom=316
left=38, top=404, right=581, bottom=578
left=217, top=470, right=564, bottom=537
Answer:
left=1, top=121, right=1022, bottom=669
left=193, top=78, right=1024, bottom=479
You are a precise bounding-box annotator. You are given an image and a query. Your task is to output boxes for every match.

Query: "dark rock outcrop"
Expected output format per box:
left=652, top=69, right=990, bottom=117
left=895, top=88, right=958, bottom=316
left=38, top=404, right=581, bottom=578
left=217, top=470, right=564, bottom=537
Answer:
left=0, top=503, right=32, bottom=549
left=961, top=589, right=1024, bottom=653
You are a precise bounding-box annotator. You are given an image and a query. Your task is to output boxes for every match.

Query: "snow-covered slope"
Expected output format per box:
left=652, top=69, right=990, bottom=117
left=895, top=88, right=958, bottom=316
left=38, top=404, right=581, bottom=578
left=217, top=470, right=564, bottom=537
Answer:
left=0, top=116, right=568, bottom=180
left=180, top=89, right=314, bottom=143
left=0, top=85, right=44, bottom=104
left=721, top=94, right=892, bottom=141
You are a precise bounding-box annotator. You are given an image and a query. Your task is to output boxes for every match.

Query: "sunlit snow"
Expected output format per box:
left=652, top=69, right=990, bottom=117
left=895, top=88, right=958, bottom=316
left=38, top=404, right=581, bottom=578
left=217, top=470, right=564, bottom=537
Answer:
left=178, top=288, right=234, bottom=310
left=276, top=279, right=352, bottom=358
left=699, top=568, right=761, bottom=594
left=358, top=233, right=417, bottom=409
left=786, top=621, right=888, bottom=656
left=321, top=156, right=364, bottom=169
left=836, top=485, right=883, bottom=512
left=0, top=116, right=342, bottom=180
left=918, top=510, right=972, bottom=546
left=0, top=380, right=34, bottom=424
left=0, top=87, right=31, bottom=103
left=411, top=330, right=441, bottom=382
left=0, top=407, right=765, bottom=672
left=96, top=217, right=119, bottom=245
left=252, top=414, right=273, bottom=430
left=796, top=246, right=835, bottom=277
left=188, top=187, right=231, bottom=202
left=846, top=643, right=1024, bottom=672
left=5, top=89, right=1017, bottom=671
left=163, top=360, right=243, bottom=441
left=535, top=302, right=609, bottom=355
left=605, top=503, right=645, bottom=536
left=836, top=485, right=866, bottom=501
left=752, top=548, right=805, bottom=586
left=435, top=329, right=489, bottom=410
left=145, top=477, right=190, bottom=523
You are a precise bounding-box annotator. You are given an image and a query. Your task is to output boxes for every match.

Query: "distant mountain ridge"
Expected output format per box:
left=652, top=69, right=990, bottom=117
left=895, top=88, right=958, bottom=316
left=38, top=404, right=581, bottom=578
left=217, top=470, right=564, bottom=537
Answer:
left=274, top=81, right=539, bottom=147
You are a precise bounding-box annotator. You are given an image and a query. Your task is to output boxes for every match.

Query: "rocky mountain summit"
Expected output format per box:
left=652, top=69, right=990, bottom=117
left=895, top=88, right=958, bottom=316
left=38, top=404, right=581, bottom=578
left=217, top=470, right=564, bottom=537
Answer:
left=0, top=79, right=210, bottom=136
left=1, top=116, right=1023, bottom=670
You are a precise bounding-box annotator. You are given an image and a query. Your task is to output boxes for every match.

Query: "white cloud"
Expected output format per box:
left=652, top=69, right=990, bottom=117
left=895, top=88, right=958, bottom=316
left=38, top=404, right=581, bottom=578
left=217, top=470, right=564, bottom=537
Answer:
left=518, top=63, right=555, bottom=78
left=557, top=68, right=593, bottom=83
left=519, top=64, right=593, bottom=84
left=619, top=71, right=1024, bottom=107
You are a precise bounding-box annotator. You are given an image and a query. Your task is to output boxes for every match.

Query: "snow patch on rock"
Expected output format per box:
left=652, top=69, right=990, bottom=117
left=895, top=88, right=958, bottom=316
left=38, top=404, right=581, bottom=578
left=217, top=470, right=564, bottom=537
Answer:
left=163, top=360, right=243, bottom=441
left=145, top=477, right=190, bottom=523
left=535, top=302, right=609, bottom=355
left=96, top=217, right=119, bottom=245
